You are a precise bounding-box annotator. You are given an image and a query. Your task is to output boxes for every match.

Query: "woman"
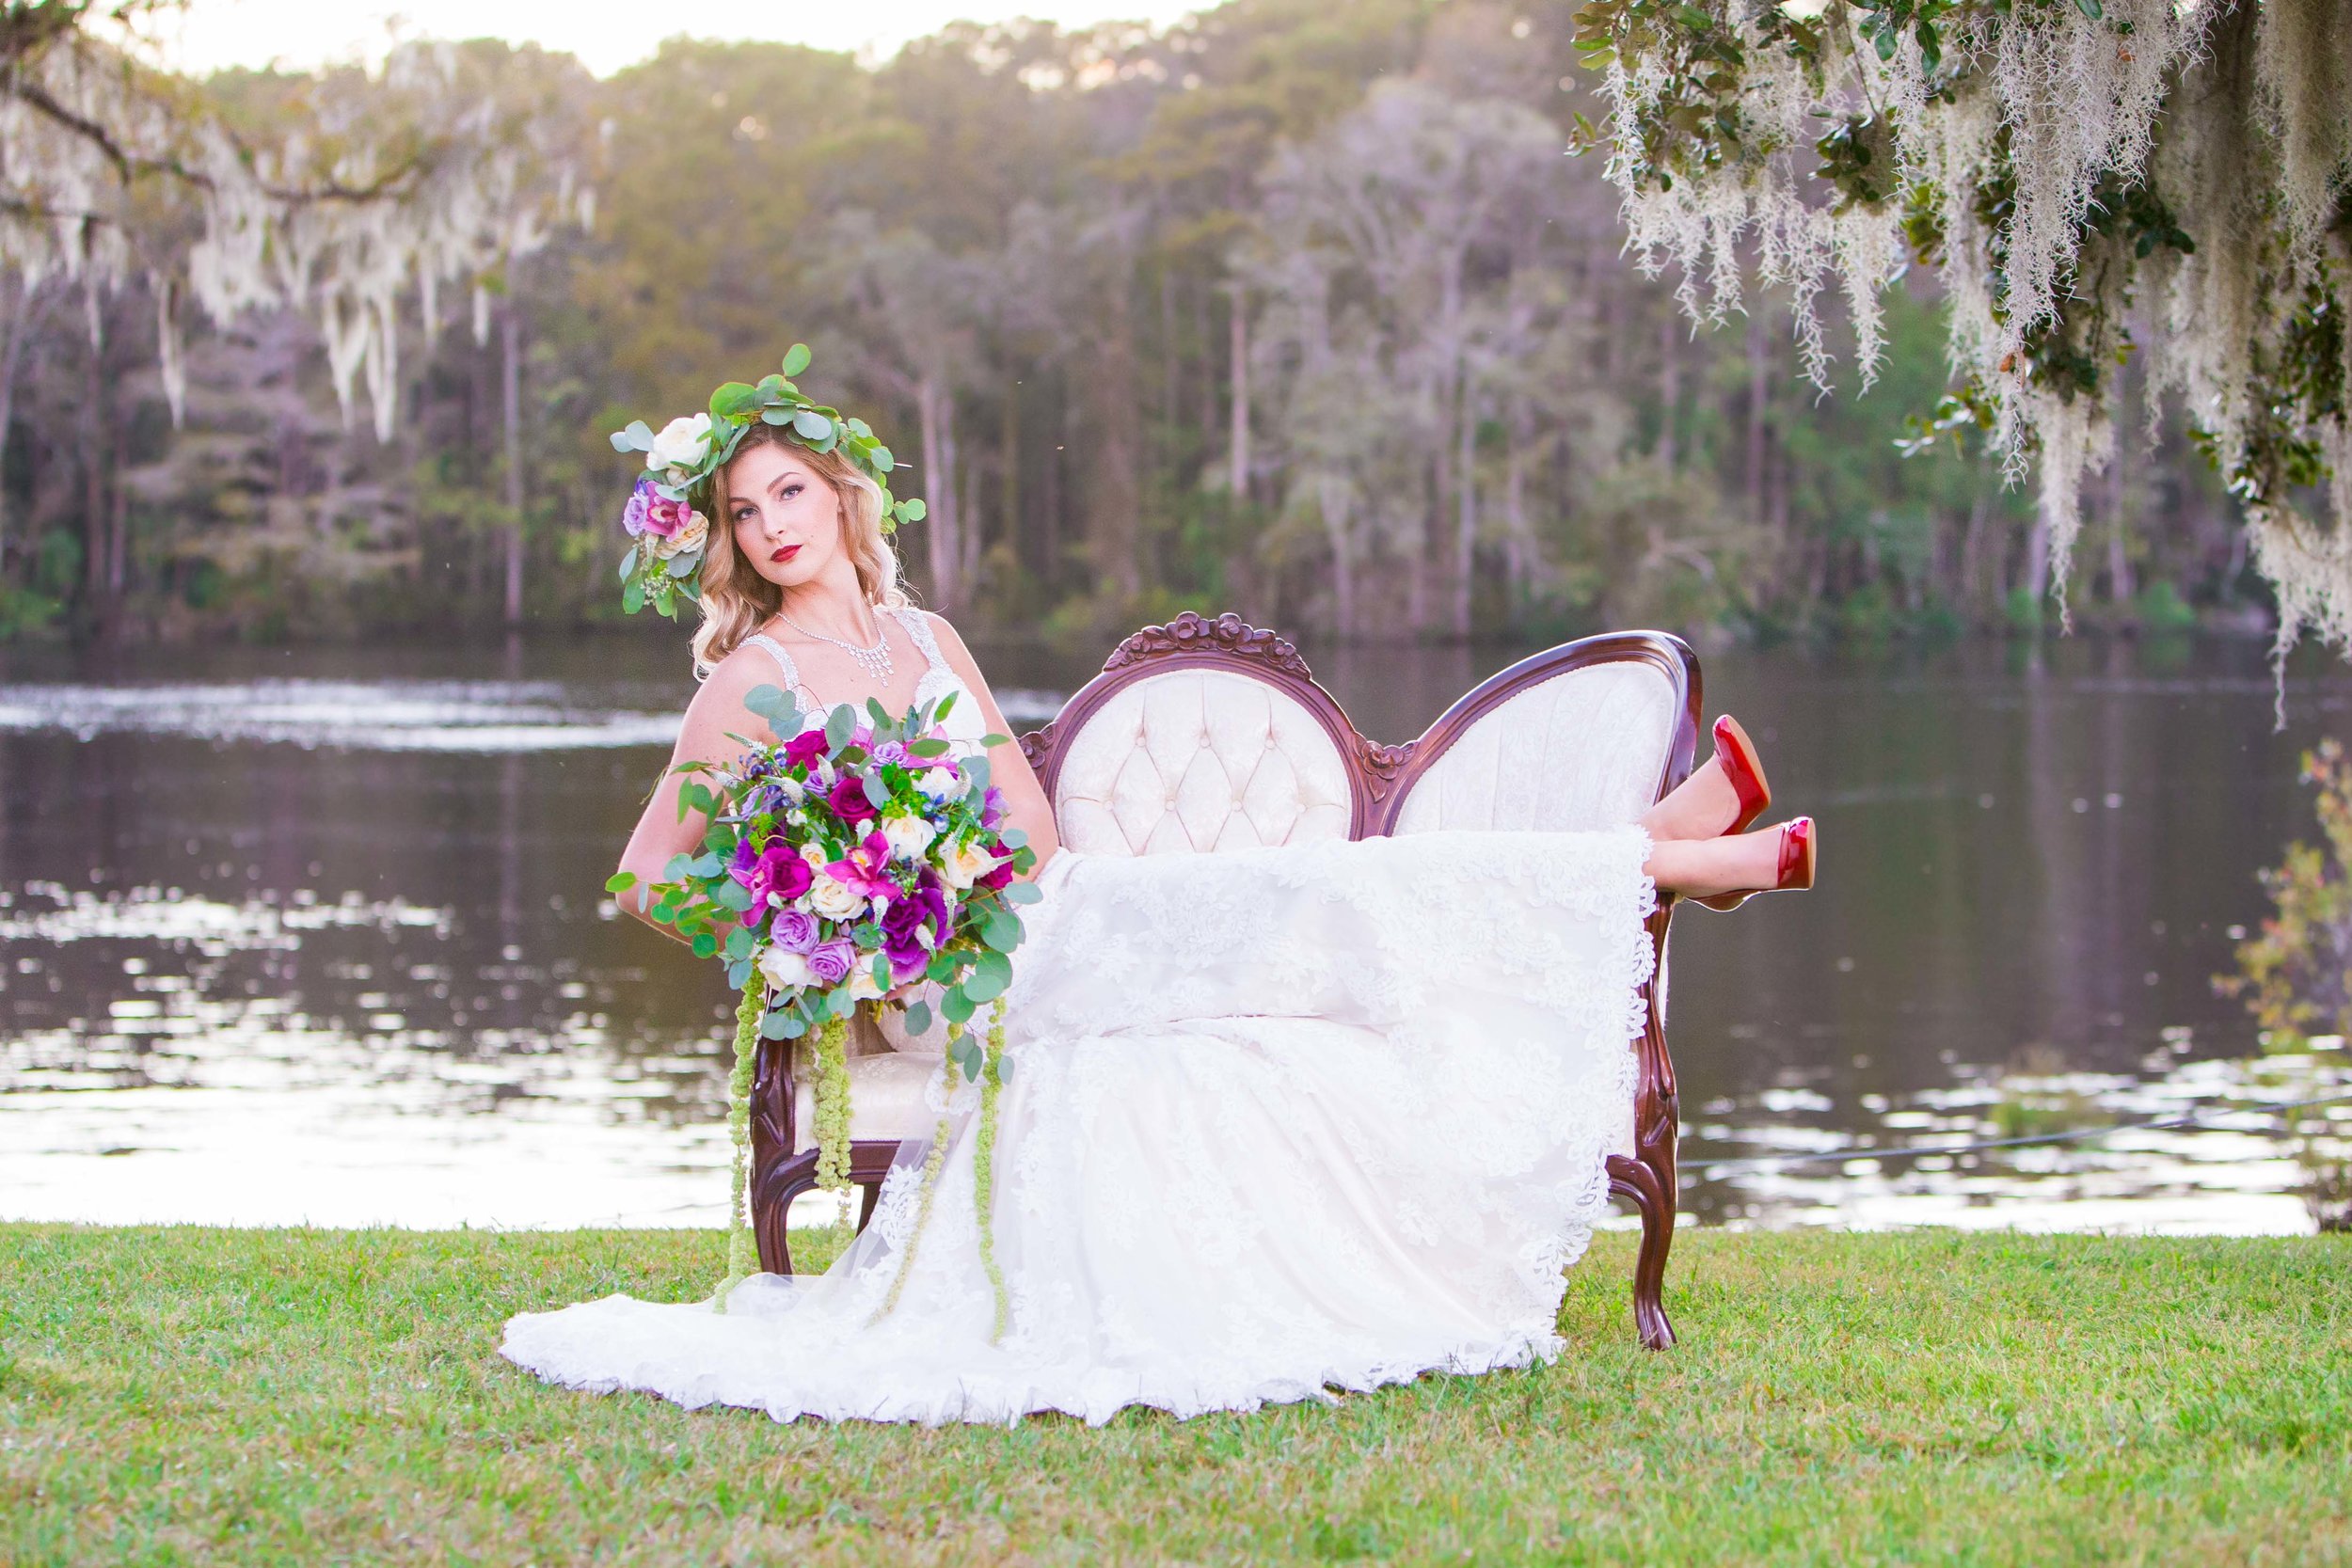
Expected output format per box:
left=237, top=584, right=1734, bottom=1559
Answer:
left=502, top=390, right=1811, bottom=1426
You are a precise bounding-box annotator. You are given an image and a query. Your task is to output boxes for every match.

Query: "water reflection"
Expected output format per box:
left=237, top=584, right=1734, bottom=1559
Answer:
left=4, top=631, right=2350, bottom=1233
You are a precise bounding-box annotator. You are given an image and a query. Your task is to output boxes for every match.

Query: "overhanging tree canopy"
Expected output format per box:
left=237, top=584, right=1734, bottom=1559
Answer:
left=1574, top=0, right=2350, bottom=659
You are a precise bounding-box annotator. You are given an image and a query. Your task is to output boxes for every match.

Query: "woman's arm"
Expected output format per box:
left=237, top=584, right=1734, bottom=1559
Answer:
left=612, top=652, right=782, bottom=940
left=924, top=611, right=1062, bottom=873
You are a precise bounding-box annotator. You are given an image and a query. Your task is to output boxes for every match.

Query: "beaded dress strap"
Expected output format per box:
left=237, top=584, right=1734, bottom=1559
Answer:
left=740, top=633, right=819, bottom=714
left=888, top=607, right=950, bottom=680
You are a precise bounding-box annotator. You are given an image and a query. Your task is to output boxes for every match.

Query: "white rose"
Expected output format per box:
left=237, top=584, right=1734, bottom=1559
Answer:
left=809, top=873, right=866, bottom=921
left=647, top=509, right=708, bottom=561
left=914, top=768, right=961, bottom=802
left=848, top=963, right=887, bottom=1001
left=646, top=413, right=713, bottom=471
left=757, top=946, right=815, bottom=991
left=799, top=843, right=829, bottom=872
left=941, top=839, right=1001, bottom=891
left=881, top=813, right=936, bottom=862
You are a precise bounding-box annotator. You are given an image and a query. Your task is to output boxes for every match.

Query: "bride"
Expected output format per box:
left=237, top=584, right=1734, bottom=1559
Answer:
left=501, top=375, right=1814, bottom=1426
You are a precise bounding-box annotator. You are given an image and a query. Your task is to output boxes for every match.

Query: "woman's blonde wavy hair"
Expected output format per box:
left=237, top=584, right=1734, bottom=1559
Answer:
left=691, top=422, right=910, bottom=677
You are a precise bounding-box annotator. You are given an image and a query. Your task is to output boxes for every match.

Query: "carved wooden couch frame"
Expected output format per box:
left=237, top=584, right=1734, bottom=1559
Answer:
left=749, top=610, right=1698, bottom=1350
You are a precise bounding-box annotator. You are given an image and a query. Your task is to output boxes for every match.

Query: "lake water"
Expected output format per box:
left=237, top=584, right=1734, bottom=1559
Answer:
left=4, top=630, right=2347, bottom=1236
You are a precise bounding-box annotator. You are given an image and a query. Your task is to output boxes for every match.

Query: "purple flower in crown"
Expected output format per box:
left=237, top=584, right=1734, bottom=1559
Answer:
left=641, top=493, right=693, bottom=541
left=620, top=476, right=658, bottom=538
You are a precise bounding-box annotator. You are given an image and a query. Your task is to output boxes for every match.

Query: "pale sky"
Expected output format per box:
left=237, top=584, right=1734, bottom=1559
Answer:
left=145, top=0, right=1202, bottom=78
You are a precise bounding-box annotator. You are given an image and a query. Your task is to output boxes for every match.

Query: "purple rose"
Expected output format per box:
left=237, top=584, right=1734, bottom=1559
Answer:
left=620, top=477, right=658, bottom=538
left=782, top=729, right=829, bottom=770
left=880, top=872, right=949, bottom=979
left=871, top=739, right=913, bottom=768
left=731, top=840, right=813, bottom=911
left=806, top=939, right=857, bottom=988
left=829, top=774, right=879, bottom=823
left=769, top=910, right=818, bottom=953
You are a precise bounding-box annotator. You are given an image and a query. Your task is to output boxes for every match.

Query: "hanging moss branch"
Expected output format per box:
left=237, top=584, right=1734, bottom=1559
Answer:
left=811, top=1012, right=854, bottom=1238
left=711, top=977, right=768, bottom=1314
left=974, top=1010, right=1010, bottom=1342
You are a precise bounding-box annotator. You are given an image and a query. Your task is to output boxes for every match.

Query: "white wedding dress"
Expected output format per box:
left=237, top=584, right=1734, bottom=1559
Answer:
left=501, top=610, right=1658, bottom=1425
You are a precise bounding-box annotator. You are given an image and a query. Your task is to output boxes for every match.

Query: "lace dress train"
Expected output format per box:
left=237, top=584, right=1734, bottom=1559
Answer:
left=501, top=826, right=1657, bottom=1426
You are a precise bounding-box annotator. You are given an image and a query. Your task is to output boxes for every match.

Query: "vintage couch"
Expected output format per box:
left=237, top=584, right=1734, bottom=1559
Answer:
left=749, top=611, right=1698, bottom=1350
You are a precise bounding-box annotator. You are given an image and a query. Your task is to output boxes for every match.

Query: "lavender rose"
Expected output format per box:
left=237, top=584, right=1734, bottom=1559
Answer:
left=805, top=938, right=858, bottom=989
left=769, top=910, right=819, bottom=953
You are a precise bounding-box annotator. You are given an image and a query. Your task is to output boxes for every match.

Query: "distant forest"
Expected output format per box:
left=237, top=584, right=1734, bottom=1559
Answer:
left=0, top=0, right=2258, bottom=646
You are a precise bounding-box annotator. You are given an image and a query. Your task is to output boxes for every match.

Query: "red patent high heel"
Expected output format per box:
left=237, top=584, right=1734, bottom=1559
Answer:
left=1713, top=715, right=1771, bottom=836
left=1693, top=816, right=1814, bottom=912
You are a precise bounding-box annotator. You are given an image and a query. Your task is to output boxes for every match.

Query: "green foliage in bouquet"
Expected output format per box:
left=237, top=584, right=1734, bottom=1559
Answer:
left=605, top=687, right=1039, bottom=1321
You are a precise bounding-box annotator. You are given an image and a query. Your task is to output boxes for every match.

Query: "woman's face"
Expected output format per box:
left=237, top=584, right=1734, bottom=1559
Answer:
left=723, top=443, right=845, bottom=592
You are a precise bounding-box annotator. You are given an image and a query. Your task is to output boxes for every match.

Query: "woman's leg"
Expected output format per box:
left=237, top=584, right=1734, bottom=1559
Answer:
left=1641, top=716, right=1771, bottom=841
left=1645, top=819, right=1813, bottom=901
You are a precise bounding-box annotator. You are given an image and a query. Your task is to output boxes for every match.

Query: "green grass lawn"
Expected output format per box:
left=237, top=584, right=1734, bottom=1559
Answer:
left=4, top=1226, right=2348, bottom=1566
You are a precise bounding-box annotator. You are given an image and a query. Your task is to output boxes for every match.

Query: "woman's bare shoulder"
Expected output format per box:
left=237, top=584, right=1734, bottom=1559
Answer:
left=680, top=644, right=793, bottom=747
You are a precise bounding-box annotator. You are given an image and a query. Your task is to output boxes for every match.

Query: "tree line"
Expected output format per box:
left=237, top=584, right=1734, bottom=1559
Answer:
left=0, top=0, right=2260, bottom=647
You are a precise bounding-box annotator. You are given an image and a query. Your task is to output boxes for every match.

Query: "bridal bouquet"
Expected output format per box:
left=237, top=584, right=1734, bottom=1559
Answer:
left=608, top=684, right=1039, bottom=1317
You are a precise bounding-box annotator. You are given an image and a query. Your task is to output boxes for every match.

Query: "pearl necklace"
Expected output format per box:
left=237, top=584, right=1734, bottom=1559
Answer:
left=779, top=609, right=894, bottom=684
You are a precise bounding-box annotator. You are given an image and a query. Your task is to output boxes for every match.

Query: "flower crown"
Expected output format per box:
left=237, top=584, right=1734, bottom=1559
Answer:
left=611, top=342, right=927, bottom=619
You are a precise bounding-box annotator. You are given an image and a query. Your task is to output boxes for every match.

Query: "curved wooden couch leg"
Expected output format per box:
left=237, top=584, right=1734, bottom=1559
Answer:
left=754, top=1149, right=819, bottom=1275
left=1606, top=1146, right=1678, bottom=1350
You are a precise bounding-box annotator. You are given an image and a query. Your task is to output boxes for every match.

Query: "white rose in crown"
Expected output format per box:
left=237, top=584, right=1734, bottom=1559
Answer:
left=808, top=872, right=866, bottom=921
left=940, top=838, right=1001, bottom=891
left=646, top=412, right=714, bottom=471
left=757, top=947, right=815, bottom=990
left=881, top=813, right=936, bottom=861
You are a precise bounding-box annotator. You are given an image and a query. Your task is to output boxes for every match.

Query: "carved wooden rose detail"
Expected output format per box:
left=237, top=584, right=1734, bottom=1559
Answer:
left=1355, top=736, right=1418, bottom=802
left=1016, top=721, right=1059, bottom=772
left=1100, top=610, right=1316, bottom=681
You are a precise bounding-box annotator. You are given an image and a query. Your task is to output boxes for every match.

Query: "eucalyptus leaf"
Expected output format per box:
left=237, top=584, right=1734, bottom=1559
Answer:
left=622, top=578, right=645, bottom=613
left=760, top=406, right=793, bottom=425
left=714, top=879, right=755, bottom=912
left=666, top=550, right=700, bottom=579
left=1002, top=881, right=1042, bottom=906
left=604, top=870, right=637, bottom=893
left=793, top=408, right=833, bottom=441
left=964, top=947, right=1012, bottom=1003
left=863, top=771, right=892, bottom=810
left=691, top=931, right=718, bottom=958
left=909, top=737, right=951, bottom=758
left=618, top=545, right=638, bottom=581
left=942, top=985, right=976, bottom=1025
left=903, top=999, right=932, bottom=1036
left=898, top=498, right=928, bottom=523
left=824, top=705, right=856, bottom=751
left=781, top=342, right=812, bottom=376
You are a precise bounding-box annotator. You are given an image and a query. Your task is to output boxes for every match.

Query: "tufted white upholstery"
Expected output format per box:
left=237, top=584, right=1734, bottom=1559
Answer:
left=1391, top=660, right=1677, bottom=835
left=1052, top=669, right=1354, bottom=857
left=794, top=1049, right=939, bottom=1152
